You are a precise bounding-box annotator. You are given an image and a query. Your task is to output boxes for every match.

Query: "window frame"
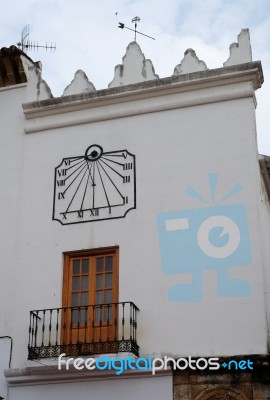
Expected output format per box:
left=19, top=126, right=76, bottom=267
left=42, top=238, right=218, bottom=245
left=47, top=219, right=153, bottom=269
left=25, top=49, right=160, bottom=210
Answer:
left=62, top=246, right=119, bottom=310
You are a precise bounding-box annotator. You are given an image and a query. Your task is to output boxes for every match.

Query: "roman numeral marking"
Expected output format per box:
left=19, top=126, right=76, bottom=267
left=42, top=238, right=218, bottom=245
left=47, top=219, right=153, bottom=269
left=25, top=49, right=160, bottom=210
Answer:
left=77, top=211, right=84, bottom=218
left=90, top=209, right=99, bottom=216
left=123, top=176, right=130, bottom=183
left=57, top=169, right=67, bottom=177
left=64, top=160, right=71, bottom=166
left=123, top=163, right=133, bottom=170
left=58, top=192, right=65, bottom=200
left=124, top=196, right=128, bottom=204
left=57, top=180, right=65, bottom=187
left=62, top=213, right=67, bottom=220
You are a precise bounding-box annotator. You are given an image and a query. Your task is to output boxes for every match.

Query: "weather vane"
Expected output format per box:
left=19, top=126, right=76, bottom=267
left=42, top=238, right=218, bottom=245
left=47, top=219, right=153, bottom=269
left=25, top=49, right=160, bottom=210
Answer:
left=118, top=16, right=155, bottom=41
left=17, top=25, right=56, bottom=53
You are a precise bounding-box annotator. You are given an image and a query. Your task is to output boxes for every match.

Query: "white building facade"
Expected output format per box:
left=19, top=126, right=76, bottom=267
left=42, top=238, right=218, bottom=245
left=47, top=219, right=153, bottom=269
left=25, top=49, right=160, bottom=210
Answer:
left=0, top=30, right=269, bottom=399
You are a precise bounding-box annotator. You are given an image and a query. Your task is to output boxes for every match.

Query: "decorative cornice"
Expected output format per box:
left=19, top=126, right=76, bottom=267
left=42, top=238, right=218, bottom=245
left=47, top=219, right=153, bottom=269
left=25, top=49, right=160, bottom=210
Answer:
left=22, top=62, right=263, bottom=134
left=0, top=82, right=27, bottom=92
left=5, top=363, right=172, bottom=386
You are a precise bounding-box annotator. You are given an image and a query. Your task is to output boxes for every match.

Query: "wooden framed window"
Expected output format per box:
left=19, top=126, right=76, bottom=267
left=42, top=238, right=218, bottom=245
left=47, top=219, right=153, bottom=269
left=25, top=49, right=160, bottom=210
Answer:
left=62, top=247, right=119, bottom=344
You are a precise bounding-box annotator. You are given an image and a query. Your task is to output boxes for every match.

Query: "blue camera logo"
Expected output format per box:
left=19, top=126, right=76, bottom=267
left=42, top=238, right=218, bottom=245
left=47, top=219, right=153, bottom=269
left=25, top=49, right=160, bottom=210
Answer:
left=156, top=174, right=252, bottom=302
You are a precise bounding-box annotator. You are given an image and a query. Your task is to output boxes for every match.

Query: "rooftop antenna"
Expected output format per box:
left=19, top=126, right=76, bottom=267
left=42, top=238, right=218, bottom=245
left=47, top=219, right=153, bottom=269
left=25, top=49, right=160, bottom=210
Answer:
left=118, top=16, right=155, bottom=41
left=17, top=25, right=56, bottom=53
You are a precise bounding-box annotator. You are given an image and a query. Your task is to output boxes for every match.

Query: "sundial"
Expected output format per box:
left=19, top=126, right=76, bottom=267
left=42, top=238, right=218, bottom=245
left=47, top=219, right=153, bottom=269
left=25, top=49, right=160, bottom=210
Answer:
left=53, top=145, right=136, bottom=225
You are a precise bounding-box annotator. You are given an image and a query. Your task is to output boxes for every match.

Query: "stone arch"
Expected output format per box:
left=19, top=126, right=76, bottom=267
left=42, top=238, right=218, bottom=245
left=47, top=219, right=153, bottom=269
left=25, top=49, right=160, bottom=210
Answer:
left=194, top=386, right=250, bottom=400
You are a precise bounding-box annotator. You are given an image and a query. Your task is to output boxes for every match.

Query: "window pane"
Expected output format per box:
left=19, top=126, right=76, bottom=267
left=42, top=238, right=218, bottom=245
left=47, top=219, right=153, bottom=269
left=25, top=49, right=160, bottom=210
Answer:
left=105, top=273, right=112, bottom=288
left=96, top=291, right=103, bottom=304
left=72, top=293, right=78, bottom=306
left=105, top=305, right=112, bottom=322
left=80, top=309, right=87, bottom=324
left=81, top=292, right=88, bottom=305
left=96, top=274, right=103, bottom=289
left=105, top=256, right=113, bottom=271
left=72, top=310, right=78, bottom=324
left=96, top=257, right=104, bottom=272
left=82, top=276, right=88, bottom=290
left=105, top=290, right=112, bottom=303
left=73, top=260, right=80, bottom=275
left=82, top=259, right=89, bottom=274
left=95, top=307, right=102, bottom=323
left=72, top=277, right=80, bottom=291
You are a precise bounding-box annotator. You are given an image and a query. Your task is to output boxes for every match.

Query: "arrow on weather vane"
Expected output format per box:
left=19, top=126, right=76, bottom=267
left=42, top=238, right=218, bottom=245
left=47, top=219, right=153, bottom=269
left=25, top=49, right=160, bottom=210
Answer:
left=118, top=16, right=155, bottom=41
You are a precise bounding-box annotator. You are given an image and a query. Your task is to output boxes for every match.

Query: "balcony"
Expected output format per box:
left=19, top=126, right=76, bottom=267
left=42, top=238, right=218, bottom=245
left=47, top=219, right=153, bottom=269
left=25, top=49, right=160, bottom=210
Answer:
left=28, top=302, right=139, bottom=360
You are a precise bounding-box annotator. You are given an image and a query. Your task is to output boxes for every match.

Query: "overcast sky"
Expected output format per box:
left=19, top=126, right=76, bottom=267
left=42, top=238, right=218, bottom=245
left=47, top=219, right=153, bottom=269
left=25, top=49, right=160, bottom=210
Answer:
left=1, top=0, right=269, bottom=154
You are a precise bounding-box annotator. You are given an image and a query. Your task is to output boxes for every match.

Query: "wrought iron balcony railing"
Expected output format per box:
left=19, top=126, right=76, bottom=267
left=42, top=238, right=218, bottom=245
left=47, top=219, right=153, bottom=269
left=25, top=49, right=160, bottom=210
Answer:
left=28, top=302, right=139, bottom=360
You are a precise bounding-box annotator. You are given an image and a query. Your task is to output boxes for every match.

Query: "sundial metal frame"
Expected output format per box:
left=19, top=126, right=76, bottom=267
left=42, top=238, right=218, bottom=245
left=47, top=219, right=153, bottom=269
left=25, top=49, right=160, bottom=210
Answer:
left=53, top=145, right=136, bottom=225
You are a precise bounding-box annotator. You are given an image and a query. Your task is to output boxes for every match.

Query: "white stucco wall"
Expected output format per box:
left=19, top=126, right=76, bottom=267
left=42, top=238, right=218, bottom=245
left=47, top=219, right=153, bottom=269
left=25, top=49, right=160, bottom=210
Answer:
left=0, top=67, right=268, bottom=372
left=7, top=374, right=172, bottom=400
left=0, top=337, right=11, bottom=399
left=0, top=85, right=27, bottom=370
